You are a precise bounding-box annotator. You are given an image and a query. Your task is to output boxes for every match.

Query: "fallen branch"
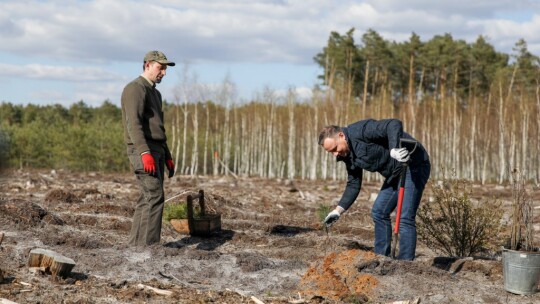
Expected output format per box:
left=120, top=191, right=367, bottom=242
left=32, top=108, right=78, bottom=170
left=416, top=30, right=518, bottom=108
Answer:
left=137, top=284, right=173, bottom=296
left=0, top=232, right=4, bottom=246
left=387, top=298, right=420, bottom=304
left=164, top=190, right=191, bottom=203
left=250, top=296, right=265, bottom=304
left=288, top=292, right=306, bottom=303
left=217, top=157, right=238, bottom=179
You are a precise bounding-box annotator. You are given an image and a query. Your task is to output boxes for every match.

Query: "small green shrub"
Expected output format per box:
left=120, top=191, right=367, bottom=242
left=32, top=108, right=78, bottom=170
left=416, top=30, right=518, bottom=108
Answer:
left=316, top=204, right=332, bottom=223
left=417, top=178, right=503, bottom=257
left=162, top=203, right=201, bottom=222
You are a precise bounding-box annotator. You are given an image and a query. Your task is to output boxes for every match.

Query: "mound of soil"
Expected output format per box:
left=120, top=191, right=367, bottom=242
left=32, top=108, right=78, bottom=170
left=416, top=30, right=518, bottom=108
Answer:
left=45, top=189, right=81, bottom=203
left=0, top=199, right=64, bottom=226
left=299, top=249, right=379, bottom=302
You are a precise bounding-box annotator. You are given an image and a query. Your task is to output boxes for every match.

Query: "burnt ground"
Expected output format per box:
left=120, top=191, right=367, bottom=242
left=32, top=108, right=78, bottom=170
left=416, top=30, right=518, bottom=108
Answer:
left=0, top=169, right=539, bottom=304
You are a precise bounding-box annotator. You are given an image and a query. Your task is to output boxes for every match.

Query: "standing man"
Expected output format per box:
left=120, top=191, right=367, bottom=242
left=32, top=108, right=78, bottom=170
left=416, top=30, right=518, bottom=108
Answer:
left=121, top=50, right=176, bottom=246
left=318, top=119, right=430, bottom=260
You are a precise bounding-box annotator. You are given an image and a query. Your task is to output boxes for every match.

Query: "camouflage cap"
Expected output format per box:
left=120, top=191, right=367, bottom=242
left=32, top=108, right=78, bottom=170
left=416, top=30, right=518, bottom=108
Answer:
left=143, top=50, right=175, bottom=66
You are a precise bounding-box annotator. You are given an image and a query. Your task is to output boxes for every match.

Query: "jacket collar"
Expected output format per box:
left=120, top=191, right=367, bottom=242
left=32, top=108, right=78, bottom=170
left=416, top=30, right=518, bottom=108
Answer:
left=336, top=127, right=352, bottom=162
left=140, top=74, right=156, bottom=88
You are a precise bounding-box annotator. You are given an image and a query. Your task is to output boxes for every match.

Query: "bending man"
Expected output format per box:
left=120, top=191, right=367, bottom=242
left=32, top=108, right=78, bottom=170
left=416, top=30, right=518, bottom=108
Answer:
left=319, top=119, right=430, bottom=260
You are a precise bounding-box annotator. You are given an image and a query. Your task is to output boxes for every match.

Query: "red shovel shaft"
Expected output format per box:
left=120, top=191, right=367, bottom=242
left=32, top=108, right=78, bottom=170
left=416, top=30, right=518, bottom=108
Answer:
left=391, top=137, right=417, bottom=259
left=391, top=164, right=407, bottom=259
left=393, top=186, right=405, bottom=234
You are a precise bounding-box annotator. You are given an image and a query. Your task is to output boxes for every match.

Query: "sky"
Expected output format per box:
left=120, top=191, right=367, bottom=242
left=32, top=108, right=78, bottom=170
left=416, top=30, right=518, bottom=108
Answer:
left=0, top=0, right=539, bottom=107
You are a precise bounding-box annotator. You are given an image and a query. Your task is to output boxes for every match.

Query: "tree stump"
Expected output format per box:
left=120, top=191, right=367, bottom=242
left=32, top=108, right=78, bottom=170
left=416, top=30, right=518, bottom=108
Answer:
left=28, top=248, right=75, bottom=277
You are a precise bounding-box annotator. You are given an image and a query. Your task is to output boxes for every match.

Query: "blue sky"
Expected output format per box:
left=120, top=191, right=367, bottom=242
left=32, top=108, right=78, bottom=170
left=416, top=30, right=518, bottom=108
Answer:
left=0, top=0, right=539, bottom=107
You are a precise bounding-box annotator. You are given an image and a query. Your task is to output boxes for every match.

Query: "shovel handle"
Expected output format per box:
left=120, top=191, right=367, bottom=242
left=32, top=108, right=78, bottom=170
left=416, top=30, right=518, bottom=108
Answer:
left=400, top=138, right=418, bottom=154
left=393, top=177, right=406, bottom=234
left=393, top=137, right=414, bottom=234
left=391, top=138, right=417, bottom=258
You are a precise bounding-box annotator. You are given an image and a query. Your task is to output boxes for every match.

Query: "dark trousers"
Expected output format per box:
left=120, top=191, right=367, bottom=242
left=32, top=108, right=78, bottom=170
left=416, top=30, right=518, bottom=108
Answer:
left=371, top=162, right=431, bottom=260
left=127, top=146, right=165, bottom=246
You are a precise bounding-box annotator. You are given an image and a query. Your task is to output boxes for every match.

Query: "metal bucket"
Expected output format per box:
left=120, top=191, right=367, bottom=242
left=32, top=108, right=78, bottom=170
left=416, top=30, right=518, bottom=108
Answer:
left=503, top=249, right=540, bottom=295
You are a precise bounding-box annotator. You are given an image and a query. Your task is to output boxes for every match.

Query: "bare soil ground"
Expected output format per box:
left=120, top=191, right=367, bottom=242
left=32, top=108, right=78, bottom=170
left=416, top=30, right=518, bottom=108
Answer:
left=0, top=169, right=539, bottom=303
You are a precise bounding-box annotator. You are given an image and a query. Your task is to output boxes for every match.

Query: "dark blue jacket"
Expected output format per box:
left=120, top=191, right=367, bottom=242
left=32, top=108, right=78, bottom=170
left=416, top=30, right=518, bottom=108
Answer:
left=336, top=119, right=429, bottom=211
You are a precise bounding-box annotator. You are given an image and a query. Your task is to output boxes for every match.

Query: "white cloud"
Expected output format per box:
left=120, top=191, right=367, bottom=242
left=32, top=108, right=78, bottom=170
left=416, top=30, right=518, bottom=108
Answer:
left=363, top=0, right=536, bottom=16
left=1, top=0, right=540, bottom=105
left=29, top=89, right=67, bottom=103
left=73, top=82, right=125, bottom=107
left=0, top=63, right=120, bottom=82
left=0, top=0, right=539, bottom=66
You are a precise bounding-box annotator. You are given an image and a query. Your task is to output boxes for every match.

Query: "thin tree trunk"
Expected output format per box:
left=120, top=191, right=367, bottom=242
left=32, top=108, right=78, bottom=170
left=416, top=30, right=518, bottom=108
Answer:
left=181, top=101, right=188, bottom=174
left=481, top=90, right=493, bottom=184
left=440, top=65, right=446, bottom=103
left=509, top=120, right=516, bottom=171
left=190, top=103, right=198, bottom=176
left=520, top=94, right=528, bottom=173
left=233, top=107, right=239, bottom=175
left=418, top=67, right=425, bottom=102
left=407, top=53, right=416, bottom=135
left=498, top=82, right=506, bottom=184
left=203, top=102, right=210, bottom=175
left=408, top=52, right=415, bottom=103
left=469, top=97, right=477, bottom=180
left=310, top=106, right=319, bottom=180
left=223, top=105, right=230, bottom=175
left=212, top=107, right=219, bottom=176
left=267, top=101, right=275, bottom=178
left=362, top=60, right=370, bottom=116
left=497, top=66, right=517, bottom=183
left=287, top=93, right=296, bottom=179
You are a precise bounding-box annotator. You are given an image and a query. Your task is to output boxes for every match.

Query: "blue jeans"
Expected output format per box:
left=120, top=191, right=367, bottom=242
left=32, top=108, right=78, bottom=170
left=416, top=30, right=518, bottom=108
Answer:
left=371, top=162, right=431, bottom=260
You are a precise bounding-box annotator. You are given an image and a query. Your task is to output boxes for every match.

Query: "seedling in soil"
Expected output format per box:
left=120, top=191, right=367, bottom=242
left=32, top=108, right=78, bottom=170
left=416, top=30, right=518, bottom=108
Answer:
left=316, top=204, right=332, bottom=227
left=163, top=203, right=201, bottom=222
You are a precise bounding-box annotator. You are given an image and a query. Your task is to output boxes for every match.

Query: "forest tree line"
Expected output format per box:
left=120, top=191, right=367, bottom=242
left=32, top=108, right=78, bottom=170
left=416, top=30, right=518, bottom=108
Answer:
left=0, top=29, right=538, bottom=184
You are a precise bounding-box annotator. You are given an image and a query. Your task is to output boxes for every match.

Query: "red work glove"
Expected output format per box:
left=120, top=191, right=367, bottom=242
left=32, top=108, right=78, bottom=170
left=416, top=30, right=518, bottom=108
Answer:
left=165, top=159, right=175, bottom=178
left=141, top=153, right=156, bottom=174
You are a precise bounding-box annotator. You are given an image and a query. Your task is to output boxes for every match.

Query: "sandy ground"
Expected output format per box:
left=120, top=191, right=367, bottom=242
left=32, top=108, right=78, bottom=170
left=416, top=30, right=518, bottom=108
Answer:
left=0, top=169, right=539, bottom=304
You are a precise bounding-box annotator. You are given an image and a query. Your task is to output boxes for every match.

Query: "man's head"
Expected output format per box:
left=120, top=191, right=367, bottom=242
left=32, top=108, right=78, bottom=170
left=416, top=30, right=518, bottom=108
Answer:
left=142, top=51, right=175, bottom=84
left=318, top=125, right=349, bottom=157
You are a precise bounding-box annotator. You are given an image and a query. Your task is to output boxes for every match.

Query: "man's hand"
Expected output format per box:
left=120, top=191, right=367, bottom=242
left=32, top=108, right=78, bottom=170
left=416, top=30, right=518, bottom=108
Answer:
left=141, top=153, right=156, bottom=174
left=166, top=159, right=175, bottom=178
left=324, top=206, right=345, bottom=227
left=390, top=148, right=410, bottom=163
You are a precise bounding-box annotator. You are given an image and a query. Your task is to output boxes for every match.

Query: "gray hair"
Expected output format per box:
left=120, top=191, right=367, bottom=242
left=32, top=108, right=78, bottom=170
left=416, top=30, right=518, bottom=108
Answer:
left=318, top=125, right=341, bottom=145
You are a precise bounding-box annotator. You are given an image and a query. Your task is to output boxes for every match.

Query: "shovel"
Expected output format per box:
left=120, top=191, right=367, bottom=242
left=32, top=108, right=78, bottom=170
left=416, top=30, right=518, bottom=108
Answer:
left=391, top=138, right=417, bottom=259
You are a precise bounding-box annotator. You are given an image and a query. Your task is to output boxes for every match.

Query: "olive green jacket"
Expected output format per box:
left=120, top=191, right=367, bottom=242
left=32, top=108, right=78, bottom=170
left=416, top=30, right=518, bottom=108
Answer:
left=121, top=76, right=172, bottom=159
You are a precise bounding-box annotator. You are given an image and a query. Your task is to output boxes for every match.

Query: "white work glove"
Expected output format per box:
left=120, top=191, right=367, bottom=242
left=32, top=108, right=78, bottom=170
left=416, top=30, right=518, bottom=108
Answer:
left=324, top=206, right=345, bottom=227
left=390, top=148, right=410, bottom=163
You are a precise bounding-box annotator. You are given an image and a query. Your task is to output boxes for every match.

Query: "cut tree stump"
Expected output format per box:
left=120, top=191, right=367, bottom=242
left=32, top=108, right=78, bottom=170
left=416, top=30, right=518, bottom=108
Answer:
left=27, top=248, right=75, bottom=277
